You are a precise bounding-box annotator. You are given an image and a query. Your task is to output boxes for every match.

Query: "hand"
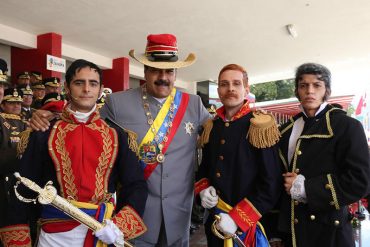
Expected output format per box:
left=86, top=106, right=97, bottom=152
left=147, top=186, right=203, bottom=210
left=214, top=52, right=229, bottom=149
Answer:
left=199, top=186, right=219, bottom=209
left=283, top=172, right=298, bottom=195
left=217, top=213, right=237, bottom=235
left=270, top=239, right=284, bottom=247
left=95, top=220, right=124, bottom=246
left=29, top=110, right=54, bottom=131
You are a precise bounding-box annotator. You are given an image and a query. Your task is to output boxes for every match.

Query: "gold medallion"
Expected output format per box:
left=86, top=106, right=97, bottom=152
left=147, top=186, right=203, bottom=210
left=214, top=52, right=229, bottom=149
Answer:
left=156, top=153, right=165, bottom=163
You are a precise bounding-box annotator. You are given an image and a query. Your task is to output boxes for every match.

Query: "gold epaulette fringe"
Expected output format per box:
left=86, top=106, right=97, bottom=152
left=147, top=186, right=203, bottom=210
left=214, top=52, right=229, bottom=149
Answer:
left=247, top=111, right=281, bottom=148
left=17, top=128, right=32, bottom=157
left=124, top=128, right=139, bottom=156
left=0, top=113, right=21, bottom=120
left=197, top=119, right=213, bottom=148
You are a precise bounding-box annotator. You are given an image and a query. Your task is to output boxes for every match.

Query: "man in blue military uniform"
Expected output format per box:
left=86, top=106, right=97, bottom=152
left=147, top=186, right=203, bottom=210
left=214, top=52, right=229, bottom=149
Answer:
left=278, top=63, right=369, bottom=247
left=195, top=64, right=282, bottom=246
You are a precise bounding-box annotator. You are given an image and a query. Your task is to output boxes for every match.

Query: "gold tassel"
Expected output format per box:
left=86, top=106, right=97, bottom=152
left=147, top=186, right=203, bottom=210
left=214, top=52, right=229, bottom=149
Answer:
left=124, top=128, right=139, bottom=156
left=197, top=119, right=213, bottom=148
left=17, top=128, right=32, bottom=158
left=247, top=111, right=281, bottom=148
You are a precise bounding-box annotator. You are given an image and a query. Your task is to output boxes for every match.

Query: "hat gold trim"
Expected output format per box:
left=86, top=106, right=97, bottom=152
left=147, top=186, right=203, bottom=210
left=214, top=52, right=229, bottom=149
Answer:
left=129, top=49, right=196, bottom=69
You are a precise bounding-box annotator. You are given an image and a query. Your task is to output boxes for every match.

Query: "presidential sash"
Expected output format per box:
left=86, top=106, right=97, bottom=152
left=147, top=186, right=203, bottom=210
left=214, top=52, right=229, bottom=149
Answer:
left=139, top=88, right=189, bottom=179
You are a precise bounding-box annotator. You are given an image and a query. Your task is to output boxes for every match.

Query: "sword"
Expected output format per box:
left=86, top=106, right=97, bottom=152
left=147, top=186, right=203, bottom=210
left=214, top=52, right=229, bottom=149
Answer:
left=211, top=214, right=246, bottom=247
left=13, top=173, right=133, bottom=247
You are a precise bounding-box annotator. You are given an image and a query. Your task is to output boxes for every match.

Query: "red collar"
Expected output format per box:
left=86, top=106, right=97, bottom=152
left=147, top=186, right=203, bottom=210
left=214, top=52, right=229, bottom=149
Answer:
left=216, top=101, right=251, bottom=122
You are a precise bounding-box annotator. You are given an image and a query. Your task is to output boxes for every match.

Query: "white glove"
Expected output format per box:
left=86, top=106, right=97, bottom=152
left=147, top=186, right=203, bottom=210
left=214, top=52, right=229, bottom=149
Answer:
left=217, top=213, right=238, bottom=235
left=199, top=186, right=219, bottom=209
left=95, top=220, right=125, bottom=246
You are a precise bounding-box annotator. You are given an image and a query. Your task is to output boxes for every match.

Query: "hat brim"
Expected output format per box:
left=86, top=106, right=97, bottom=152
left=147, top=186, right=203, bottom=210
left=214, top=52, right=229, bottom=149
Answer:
left=129, top=49, right=196, bottom=69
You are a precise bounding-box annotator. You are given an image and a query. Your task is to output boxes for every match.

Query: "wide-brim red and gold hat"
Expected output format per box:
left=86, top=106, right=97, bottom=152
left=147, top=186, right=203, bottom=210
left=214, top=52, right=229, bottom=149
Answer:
left=129, top=34, right=196, bottom=69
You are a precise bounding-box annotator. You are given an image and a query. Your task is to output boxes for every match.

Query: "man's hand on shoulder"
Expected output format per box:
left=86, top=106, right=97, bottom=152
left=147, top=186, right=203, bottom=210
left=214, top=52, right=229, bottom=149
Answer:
left=30, top=110, right=54, bottom=131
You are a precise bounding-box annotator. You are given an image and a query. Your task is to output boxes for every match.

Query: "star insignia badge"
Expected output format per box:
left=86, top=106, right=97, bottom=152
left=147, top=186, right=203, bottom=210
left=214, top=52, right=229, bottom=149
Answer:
left=184, top=122, right=195, bottom=136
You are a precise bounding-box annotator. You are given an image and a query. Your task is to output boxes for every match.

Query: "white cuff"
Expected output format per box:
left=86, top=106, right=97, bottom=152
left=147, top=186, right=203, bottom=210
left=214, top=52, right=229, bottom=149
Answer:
left=290, top=174, right=307, bottom=203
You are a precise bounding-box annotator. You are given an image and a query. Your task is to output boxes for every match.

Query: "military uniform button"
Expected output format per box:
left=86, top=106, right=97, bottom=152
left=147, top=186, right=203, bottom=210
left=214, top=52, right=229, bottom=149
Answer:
left=219, top=155, right=224, bottom=160
left=294, top=200, right=299, bottom=206
left=225, top=122, right=230, bottom=127
left=294, top=218, right=299, bottom=224
left=295, top=168, right=300, bottom=173
left=297, top=150, right=302, bottom=155
left=5, top=176, right=9, bottom=181
left=216, top=172, right=221, bottom=178
left=325, top=184, right=331, bottom=190
left=334, top=220, right=340, bottom=226
left=310, top=215, right=316, bottom=220
left=220, top=139, right=226, bottom=145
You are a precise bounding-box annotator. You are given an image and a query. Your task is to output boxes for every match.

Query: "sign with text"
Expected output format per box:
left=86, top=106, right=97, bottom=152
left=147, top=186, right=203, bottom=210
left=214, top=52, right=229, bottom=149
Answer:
left=46, top=55, right=66, bottom=73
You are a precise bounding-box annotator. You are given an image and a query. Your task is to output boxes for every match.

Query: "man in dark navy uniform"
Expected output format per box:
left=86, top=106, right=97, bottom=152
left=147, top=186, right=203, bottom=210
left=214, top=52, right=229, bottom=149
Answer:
left=278, top=63, right=369, bottom=247
left=195, top=64, right=282, bottom=246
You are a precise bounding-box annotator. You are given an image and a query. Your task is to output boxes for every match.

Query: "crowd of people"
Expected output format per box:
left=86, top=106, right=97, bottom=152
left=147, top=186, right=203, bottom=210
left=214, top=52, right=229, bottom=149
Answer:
left=0, top=33, right=369, bottom=247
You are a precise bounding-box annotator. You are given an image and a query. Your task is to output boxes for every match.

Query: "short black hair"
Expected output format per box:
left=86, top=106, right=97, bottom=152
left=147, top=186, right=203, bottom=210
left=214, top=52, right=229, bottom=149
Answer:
left=295, top=63, right=331, bottom=101
left=65, top=59, right=102, bottom=87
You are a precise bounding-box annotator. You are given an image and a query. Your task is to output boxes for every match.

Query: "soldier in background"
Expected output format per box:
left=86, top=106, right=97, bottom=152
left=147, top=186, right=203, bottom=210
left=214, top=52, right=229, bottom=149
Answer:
left=16, top=72, right=31, bottom=87
left=43, top=77, right=61, bottom=95
left=0, top=88, right=27, bottom=235
left=29, top=71, right=42, bottom=86
left=31, top=81, right=46, bottom=109
left=0, top=59, right=10, bottom=105
left=19, top=85, right=34, bottom=123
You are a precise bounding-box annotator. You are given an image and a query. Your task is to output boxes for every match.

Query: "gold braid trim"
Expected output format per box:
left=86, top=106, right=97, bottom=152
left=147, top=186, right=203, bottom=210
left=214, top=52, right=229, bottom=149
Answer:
left=197, top=119, right=213, bottom=148
left=113, top=206, right=147, bottom=240
left=0, top=225, right=31, bottom=247
left=55, top=123, right=78, bottom=199
left=327, top=174, right=340, bottom=210
left=16, top=128, right=32, bottom=158
left=87, top=122, right=114, bottom=203
left=247, top=111, right=281, bottom=148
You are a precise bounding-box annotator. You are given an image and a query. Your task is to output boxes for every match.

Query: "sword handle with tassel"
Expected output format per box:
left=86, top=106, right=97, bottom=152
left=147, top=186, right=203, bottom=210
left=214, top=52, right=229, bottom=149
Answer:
left=13, top=172, right=134, bottom=247
left=211, top=214, right=246, bottom=247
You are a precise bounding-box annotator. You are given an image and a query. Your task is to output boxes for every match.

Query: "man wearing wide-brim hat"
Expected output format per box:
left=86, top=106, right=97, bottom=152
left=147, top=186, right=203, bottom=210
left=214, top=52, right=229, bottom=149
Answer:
left=99, top=33, right=210, bottom=247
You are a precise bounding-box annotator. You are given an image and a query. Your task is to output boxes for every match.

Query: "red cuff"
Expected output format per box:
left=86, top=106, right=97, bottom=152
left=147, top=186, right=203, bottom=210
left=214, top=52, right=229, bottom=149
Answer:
left=112, top=205, right=147, bottom=240
left=0, top=224, right=32, bottom=247
left=229, top=198, right=261, bottom=232
left=194, top=178, right=210, bottom=195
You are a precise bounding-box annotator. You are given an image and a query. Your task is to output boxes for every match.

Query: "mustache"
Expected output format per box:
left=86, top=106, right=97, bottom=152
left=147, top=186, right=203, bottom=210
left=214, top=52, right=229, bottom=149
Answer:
left=154, top=79, right=170, bottom=86
left=225, top=93, right=238, bottom=98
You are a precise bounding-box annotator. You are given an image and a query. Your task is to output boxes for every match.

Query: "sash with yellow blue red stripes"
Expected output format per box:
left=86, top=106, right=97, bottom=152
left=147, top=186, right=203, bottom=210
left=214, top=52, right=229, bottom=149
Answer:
left=139, top=88, right=189, bottom=180
left=215, top=198, right=269, bottom=247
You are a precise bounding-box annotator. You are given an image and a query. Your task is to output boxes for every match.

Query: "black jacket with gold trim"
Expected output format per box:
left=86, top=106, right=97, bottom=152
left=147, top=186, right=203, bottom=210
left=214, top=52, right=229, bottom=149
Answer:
left=0, top=113, right=26, bottom=228
left=1, top=109, right=148, bottom=246
left=278, top=104, right=369, bottom=247
left=196, top=112, right=282, bottom=235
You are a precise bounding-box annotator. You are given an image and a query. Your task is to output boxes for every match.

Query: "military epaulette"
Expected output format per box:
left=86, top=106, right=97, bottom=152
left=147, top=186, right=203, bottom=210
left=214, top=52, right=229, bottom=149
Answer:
left=124, top=128, right=139, bottom=156
left=0, top=112, right=21, bottom=120
left=105, top=117, right=139, bottom=156
left=17, top=128, right=32, bottom=158
left=197, top=119, right=213, bottom=148
left=247, top=111, right=281, bottom=148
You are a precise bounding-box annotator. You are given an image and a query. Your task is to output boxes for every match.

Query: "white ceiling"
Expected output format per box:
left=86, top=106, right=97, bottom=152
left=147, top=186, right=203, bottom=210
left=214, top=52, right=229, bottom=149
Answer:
left=1, top=0, right=370, bottom=89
